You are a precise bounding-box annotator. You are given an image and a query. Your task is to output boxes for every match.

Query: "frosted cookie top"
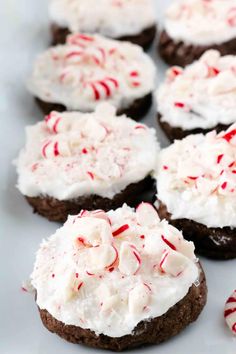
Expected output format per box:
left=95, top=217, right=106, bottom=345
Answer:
left=49, top=0, right=156, bottom=38
left=28, top=33, right=156, bottom=112
left=164, top=0, right=236, bottom=46
left=31, top=203, right=199, bottom=337
left=157, top=50, right=236, bottom=130
left=155, top=124, right=236, bottom=228
left=16, top=104, right=159, bottom=200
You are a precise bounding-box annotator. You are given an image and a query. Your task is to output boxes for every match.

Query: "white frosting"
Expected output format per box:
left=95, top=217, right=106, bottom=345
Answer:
left=16, top=104, right=159, bottom=200
left=49, top=0, right=156, bottom=38
left=165, top=0, right=236, bottom=46
left=28, top=33, right=156, bottom=112
left=155, top=124, right=236, bottom=228
left=31, top=203, right=199, bottom=337
left=157, top=50, right=236, bottom=130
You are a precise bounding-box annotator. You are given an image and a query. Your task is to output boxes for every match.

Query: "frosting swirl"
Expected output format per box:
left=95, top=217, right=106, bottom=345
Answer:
left=49, top=0, right=156, bottom=38
left=157, top=50, right=236, bottom=130
left=155, top=124, right=236, bottom=228
left=16, top=104, right=159, bottom=200
left=165, top=0, right=236, bottom=46
left=28, top=33, right=156, bottom=111
left=31, top=203, right=199, bottom=337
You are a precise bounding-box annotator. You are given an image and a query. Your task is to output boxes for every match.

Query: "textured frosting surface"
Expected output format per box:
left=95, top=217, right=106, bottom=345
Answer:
left=49, top=0, right=156, bottom=38
left=31, top=204, right=199, bottom=337
left=28, top=33, right=156, bottom=111
left=16, top=104, right=159, bottom=200
left=155, top=124, right=236, bottom=228
left=165, top=0, right=236, bottom=46
left=157, top=50, right=236, bottom=130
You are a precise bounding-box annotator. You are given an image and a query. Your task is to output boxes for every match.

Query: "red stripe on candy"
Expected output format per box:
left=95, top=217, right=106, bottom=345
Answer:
left=77, top=282, right=83, bottom=291
left=217, top=154, right=224, bottom=164
left=221, top=182, right=227, bottom=190
left=112, top=224, right=129, bottom=237
left=161, top=235, right=177, bottom=250
left=87, top=171, right=94, bottom=180
left=78, top=34, right=94, bottom=41
left=130, top=71, right=139, bottom=77
left=160, top=252, right=168, bottom=272
left=42, top=141, right=51, bottom=158
left=232, top=323, right=236, bottom=333
left=52, top=118, right=61, bottom=134
left=227, top=296, right=236, bottom=303
left=54, top=142, right=59, bottom=156
left=90, top=83, right=100, bottom=100
left=65, top=51, right=83, bottom=59
left=174, top=102, right=185, bottom=108
left=98, top=81, right=111, bottom=97
left=224, top=307, right=236, bottom=317
left=222, top=129, right=236, bottom=142
left=106, top=77, right=119, bottom=88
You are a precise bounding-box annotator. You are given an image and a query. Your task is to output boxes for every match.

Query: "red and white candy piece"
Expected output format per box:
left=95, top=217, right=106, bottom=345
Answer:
left=166, top=66, right=183, bottom=82
left=67, top=33, right=94, bottom=48
left=74, top=217, right=113, bottom=247
left=112, top=224, right=130, bottom=237
left=87, top=77, right=119, bottom=101
left=86, top=244, right=118, bottom=274
left=78, top=209, right=111, bottom=225
left=161, top=225, right=195, bottom=260
left=118, top=242, right=141, bottom=275
left=128, top=283, right=151, bottom=314
left=41, top=140, right=71, bottom=158
left=159, top=250, right=188, bottom=277
left=85, top=46, right=107, bottom=67
left=45, top=111, right=66, bottom=134
left=224, top=290, right=236, bottom=335
left=128, top=70, right=141, bottom=87
left=136, top=202, right=160, bottom=227
left=221, top=125, right=236, bottom=145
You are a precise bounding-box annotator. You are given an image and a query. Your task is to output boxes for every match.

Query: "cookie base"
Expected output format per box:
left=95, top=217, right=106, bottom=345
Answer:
left=26, top=177, right=154, bottom=222
left=35, top=93, right=152, bottom=121
left=157, top=201, right=236, bottom=260
left=51, top=24, right=157, bottom=50
left=38, top=265, right=207, bottom=351
left=158, top=30, right=236, bottom=67
left=157, top=113, right=229, bottom=142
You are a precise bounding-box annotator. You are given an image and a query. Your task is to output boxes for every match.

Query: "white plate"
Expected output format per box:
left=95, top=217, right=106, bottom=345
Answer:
left=0, top=1, right=235, bottom=353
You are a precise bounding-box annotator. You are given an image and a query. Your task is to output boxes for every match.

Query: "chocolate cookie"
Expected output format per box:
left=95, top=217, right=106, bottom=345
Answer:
left=36, top=93, right=153, bottom=121
left=51, top=23, right=157, bottom=50
left=26, top=176, right=154, bottom=223
left=28, top=33, right=156, bottom=120
left=156, top=50, right=236, bottom=141
left=157, top=113, right=229, bottom=142
left=158, top=30, right=236, bottom=67
left=157, top=201, right=236, bottom=260
left=16, top=107, right=159, bottom=222
left=38, top=265, right=206, bottom=351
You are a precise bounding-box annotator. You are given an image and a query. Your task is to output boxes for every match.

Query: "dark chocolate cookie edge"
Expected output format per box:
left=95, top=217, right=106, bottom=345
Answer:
left=26, top=176, right=154, bottom=223
left=157, top=200, right=236, bottom=260
left=35, top=93, right=152, bottom=121
left=51, top=23, right=157, bottom=50
left=157, top=113, right=229, bottom=142
left=158, top=30, right=236, bottom=67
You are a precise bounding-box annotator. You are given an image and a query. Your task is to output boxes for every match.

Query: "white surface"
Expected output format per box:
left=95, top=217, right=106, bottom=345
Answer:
left=0, top=1, right=235, bottom=354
